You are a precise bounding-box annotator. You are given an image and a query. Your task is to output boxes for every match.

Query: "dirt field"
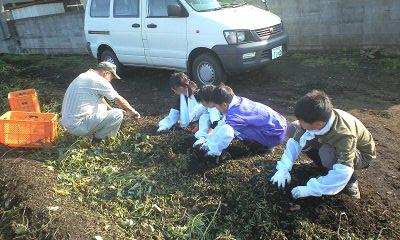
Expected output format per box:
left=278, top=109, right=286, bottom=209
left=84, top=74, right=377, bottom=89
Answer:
left=0, top=51, right=399, bottom=239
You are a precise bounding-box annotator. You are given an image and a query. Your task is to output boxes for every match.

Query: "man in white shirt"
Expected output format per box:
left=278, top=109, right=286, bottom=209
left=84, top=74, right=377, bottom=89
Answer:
left=61, top=62, right=140, bottom=142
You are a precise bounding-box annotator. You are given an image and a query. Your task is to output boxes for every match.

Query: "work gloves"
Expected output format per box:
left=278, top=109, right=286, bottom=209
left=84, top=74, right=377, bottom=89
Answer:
left=193, top=137, right=206, bottom=148
left=157, top=125, right=170, bottom=133
left=291, top=186, right=311, bottom=199
left=270, top=170, right=312, bottom=199
left=157, top=109, right=180, bottom=133
left=270, top=169, right=291, bottom=189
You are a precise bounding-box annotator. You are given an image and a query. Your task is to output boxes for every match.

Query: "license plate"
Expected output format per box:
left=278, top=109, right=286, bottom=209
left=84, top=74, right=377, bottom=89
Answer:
left=272, top=45, right=283, bottom=59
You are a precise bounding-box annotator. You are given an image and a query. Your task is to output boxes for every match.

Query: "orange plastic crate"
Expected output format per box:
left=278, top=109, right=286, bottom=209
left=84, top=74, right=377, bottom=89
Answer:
left=0, top=111, right=58, bottom=148
left=8, top=89, right=41, bottom=113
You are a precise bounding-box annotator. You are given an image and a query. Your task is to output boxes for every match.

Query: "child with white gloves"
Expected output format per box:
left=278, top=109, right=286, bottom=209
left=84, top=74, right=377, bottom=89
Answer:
left=157, top=74, right=222, bottom=145
left=157, top=73, right=200, bottom=133
left=192, top=85, right=222, bottom=147
left=270, top=90, right=375, bottom=199
left=196, top=85, right=287, bottom=164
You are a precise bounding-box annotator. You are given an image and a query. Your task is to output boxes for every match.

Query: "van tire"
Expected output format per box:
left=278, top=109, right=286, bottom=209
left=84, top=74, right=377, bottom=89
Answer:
left=100, top=50, right=125, bottom=76
left=191, top=53, right=226, bottom=86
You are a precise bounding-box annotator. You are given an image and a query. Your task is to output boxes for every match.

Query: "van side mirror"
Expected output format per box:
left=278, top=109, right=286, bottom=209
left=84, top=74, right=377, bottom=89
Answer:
left=168, top=4, right=187, bottom=17
left=261, top=0, right=269, bottom=11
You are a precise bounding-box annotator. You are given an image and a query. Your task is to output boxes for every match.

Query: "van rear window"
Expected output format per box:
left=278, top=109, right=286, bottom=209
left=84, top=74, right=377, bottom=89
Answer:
left=90, top=0, right=111, bottom=17
left=114, top=0, right=140, bottom=17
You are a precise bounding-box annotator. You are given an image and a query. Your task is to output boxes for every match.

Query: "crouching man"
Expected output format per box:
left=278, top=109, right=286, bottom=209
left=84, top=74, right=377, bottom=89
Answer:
left=61, top=62, right=140, bottom=142
left=270, top=90, right=376, bottom=199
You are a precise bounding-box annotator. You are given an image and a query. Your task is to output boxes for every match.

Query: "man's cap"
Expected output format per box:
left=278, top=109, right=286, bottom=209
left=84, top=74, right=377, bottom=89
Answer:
left=98, top=61, right=121, bottom=80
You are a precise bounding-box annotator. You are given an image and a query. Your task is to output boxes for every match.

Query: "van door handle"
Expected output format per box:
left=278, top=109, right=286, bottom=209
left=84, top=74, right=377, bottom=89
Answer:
left=147, top=23, right=157, bottom=28
left=132, top=23, right=140, bottom=28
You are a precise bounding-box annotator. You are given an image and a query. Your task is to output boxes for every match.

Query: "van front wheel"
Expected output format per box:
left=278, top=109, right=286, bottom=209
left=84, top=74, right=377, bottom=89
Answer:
left=191, top=53, right=226, bottom=86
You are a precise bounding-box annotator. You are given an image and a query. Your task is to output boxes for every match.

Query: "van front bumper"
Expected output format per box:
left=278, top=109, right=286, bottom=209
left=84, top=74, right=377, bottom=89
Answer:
left=211, top=32, right=288, bottom=74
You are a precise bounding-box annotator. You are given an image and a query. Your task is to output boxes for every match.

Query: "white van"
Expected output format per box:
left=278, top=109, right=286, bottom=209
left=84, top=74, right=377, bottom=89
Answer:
left=84, top=0, right=288, bottom=85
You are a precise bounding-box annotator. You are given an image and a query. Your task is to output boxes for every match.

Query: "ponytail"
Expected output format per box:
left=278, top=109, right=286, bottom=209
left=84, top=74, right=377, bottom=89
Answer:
left=169, top=72, right=198, bottom=94
left=187, top=80, right=198, bottom=94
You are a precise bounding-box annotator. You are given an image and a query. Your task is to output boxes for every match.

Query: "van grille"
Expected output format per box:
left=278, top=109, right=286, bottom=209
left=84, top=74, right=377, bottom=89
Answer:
left=255, top=24, right=282, bottom=38
left=261, top=49, right=271, bottom=60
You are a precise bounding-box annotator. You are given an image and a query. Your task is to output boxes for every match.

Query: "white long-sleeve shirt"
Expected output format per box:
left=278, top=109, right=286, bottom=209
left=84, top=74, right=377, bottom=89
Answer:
left=202, top=98, right=240, bottom=156
left=190, top=105, right=221, bottom=124
left=278, top=119, right=354, bottom=196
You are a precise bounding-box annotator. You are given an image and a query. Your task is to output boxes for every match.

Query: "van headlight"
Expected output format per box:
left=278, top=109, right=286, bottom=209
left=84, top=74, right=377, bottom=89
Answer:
left=224, top=30, right=251, bottom=44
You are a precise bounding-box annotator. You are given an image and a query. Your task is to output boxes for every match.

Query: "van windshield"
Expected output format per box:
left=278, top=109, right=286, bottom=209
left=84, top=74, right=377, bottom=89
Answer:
left=185, top=0, right=247, bottom=12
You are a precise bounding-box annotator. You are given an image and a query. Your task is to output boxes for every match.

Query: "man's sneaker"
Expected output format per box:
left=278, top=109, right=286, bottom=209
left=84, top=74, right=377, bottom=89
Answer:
left=343, top=181, right=361, bottom=199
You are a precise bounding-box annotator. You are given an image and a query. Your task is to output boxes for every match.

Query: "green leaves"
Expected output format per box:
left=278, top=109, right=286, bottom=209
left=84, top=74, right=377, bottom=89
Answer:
left=102, top=165, right=119, bottom=175
left=14, top=224, right=27, bottom=235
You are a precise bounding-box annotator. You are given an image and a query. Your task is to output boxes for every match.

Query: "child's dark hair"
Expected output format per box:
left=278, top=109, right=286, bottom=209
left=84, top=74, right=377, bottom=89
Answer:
left=210, top=84, right=235, bottom=105
left=196, top=85, right=215, bottom=103
left=294, top=90, right=333, bottom=123
left=169, top=72, right=198, bottom=92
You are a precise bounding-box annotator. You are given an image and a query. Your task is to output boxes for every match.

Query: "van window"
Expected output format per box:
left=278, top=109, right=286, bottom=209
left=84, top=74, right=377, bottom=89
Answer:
left=185, top=0, right=220, bottom=11
left=114, top=0, right=139, bottom=17
left=148, top=0, right=179, bottom=17
left=90, top=0, right=111, bottom=17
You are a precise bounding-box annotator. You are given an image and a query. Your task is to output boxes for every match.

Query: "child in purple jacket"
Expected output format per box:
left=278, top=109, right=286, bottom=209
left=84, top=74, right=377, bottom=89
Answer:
left=197, top=85, right=287, bottom=163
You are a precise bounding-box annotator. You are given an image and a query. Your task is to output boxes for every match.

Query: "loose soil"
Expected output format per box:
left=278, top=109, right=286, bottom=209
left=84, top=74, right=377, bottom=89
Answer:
left=0, top=51, right=399, bottom=239
left=0, top=158, right=124, bottom=239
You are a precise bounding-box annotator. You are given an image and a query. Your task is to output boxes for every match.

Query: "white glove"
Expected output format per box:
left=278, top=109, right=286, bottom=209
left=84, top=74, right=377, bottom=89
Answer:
left=270, top=169, right=291, bottom=189
left=193, top=137, right=206, bottom=148
left=291, top=186, right=311, bottom=199
left=208, top=107, right=221, bottom=123
left=157, top=125, right=170, bottom=133
left=202, top=124, right=234, bottom=157
left=190, top=104, right=207, bottom=122
left=205, top=151, right=218, bottom=157
left=158, top=109, right=179, bottom=132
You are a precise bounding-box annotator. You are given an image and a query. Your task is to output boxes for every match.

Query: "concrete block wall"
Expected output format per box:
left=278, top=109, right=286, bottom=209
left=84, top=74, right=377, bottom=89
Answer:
left=0, top=17, right=19, bottom=54
left=13, top=11, right=86, bottom=54
left=266, top=0, right=400, bottom=49
left=0, top=38, right=16, bottom=53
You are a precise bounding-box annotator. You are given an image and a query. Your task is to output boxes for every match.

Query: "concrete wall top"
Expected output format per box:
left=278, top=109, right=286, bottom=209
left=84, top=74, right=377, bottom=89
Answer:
left=265, top=0, right=400, bottom=49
